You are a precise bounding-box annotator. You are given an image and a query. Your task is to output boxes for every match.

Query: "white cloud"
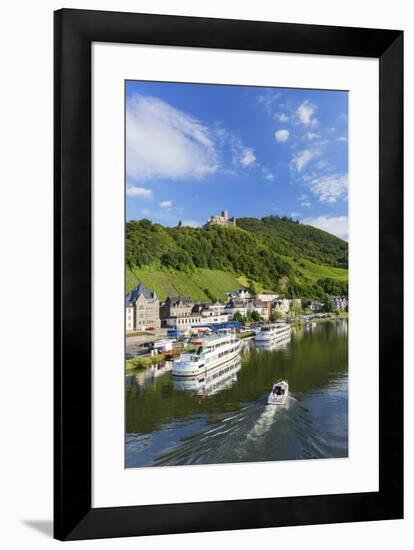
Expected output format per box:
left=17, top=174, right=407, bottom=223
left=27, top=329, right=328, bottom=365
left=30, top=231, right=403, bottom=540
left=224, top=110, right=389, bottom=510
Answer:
left=297, top=100, right=318, bottom=126
left=126, top=94, right=218, bottom=181
left=275, top=129, right=290, bottom=143
left=181, top=219, right=202, bottom=228
left=291, top=148, right=320, bottom=172
left=221, top=128, right=257, bottom=169
left=308, top=174, right=348, bottom=203
left=298, top=193, right=311, bottom=207
left=126, top=185, right=153, bottom=199
left=306, top=132, right=320, bottom=141
left=216, top=126, right=259, bottom=172
left=274, top=112, right=290, bottom=123
left=303, top=215, right=348, bottom=240
left=240, top=148, right=256, bottom=167
left=256, top=92, right=281, bottom=114
left=262, top=169, right=275, bottom=181
left=337, top=136, right=348, bottom=142
left=159, top=200, right=173, bottom=210
left=290, top=211, right=302, bottom=218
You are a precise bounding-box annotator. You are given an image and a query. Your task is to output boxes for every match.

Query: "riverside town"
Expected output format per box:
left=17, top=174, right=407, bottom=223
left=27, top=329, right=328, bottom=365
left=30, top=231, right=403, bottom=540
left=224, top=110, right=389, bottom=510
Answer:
left=125, top=211, right=347, bottom=369
left=125, top=82, right=348, bottom=468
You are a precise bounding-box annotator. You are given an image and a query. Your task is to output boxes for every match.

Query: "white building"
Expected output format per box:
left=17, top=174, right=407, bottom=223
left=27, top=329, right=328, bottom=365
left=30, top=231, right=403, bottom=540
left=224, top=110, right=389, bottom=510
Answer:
left=152, top=339, right=174, bottom=353
left=126, top=305, right=134, bottom=332
left=226, top=289, right=251, bottom=301
left=257, top=292, right=279, bottom=303
left=205, top=301, right=226, bottom=315
left=236, top=289, right=250, bottom=301
left=329, top=295, right=348, bottom=311
left=125, top=283, right=160, bottom=332
left=247, top=300, right=270, bottom=320
left=272, top=298, right=291, bottom=315
left=304, top=300, right=325, bottom=312
left=165, top=312, right=230, bottom=330
left=225, top=299, right=248, bottom=318
left=191, top=302, right=226, bottom=318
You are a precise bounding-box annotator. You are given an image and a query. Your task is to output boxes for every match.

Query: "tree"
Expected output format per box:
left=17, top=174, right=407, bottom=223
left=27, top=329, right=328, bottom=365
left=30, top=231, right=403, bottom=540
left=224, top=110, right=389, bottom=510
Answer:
left=290, top=299, right=302, bottom=318
left=318, top=277, right=348, bottom=298
left=322, top=294, right=332, bottom=313
left=271, top=310, right=283, bottom=322
left=248, top=279, right=258, bottom=297
left=250, top=310, right=260, bottom=322
left=232, top=311, right=245, bottom=325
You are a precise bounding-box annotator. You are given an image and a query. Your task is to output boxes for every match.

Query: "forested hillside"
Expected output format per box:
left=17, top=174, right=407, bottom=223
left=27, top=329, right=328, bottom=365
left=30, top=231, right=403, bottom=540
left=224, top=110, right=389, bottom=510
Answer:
left=125, top=216, right=348, bottom=301
left=236, top=216, right=348, bottom=268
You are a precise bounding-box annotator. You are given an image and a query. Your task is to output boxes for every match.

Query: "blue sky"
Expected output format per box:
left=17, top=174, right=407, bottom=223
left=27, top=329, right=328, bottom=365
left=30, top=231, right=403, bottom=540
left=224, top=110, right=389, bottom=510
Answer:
left=125, top=81, right=348, bottom=240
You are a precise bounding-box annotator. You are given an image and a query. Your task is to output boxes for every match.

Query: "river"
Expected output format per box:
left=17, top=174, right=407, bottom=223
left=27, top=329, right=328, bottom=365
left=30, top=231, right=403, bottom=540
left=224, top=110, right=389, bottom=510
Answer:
left=125, top=320, right=348, bottom=468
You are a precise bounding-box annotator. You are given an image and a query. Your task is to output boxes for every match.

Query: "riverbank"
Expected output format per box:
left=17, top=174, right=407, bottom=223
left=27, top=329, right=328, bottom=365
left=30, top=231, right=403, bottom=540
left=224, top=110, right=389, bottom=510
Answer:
left=126, top=317, right=347, bottom=369
left=290, top=314, right=348, bottom=328
left=126, top=343, right=198, bottom=370
left=126, top=354, right=166, bottom=370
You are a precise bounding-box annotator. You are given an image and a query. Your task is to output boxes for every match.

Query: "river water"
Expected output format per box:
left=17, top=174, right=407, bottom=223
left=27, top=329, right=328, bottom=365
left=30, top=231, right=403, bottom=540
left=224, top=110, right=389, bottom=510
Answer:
left=125, top=320, right=348, bottom=468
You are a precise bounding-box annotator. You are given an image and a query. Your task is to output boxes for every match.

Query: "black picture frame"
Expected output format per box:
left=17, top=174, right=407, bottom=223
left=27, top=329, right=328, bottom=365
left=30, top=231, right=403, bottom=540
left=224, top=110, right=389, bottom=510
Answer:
left=54, top=8, right=403, bottom=541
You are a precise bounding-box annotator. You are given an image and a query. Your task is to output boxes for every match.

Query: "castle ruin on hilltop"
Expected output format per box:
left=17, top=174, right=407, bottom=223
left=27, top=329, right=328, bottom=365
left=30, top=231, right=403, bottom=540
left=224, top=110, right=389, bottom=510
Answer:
left=206, top=210, right=236, bottom=227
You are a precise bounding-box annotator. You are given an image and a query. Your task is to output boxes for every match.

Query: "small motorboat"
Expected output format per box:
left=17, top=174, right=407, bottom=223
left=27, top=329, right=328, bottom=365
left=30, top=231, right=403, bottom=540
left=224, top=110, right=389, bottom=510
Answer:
left=268, top=379, right=289, bottom=405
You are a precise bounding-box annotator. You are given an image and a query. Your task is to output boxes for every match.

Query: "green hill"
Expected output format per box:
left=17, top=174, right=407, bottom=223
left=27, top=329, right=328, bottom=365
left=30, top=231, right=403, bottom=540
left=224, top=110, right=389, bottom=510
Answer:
left=126, top=265, right=245, bottom=302
left=236, top=216, right=347, bottom=268
left=281, top=256, right=348, bottom=282
left=125, top=216, right=348, bottom=301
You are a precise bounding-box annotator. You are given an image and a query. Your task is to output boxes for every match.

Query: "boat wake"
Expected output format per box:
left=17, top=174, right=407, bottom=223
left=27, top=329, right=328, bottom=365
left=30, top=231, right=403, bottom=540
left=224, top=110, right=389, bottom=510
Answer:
left=246, top=395, right=295, bottom=442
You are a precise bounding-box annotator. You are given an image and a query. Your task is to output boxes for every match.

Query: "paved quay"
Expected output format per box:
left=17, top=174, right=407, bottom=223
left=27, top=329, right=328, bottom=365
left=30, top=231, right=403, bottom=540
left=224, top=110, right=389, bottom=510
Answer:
left=126, top=328, right=168, bottom=354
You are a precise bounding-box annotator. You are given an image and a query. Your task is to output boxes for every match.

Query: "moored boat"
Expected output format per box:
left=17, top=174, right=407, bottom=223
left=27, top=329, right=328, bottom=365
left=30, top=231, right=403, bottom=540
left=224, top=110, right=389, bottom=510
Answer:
left=172, top=329, right=240, bottom=377
left=268, top=379, right=289, bottom=405
left=255, top=322, right=291, bottom=343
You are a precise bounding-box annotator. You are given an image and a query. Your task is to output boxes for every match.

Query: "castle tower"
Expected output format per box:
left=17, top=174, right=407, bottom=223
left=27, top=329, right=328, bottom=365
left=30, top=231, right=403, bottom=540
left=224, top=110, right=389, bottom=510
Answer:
left=206, top=210, right=236, bottom=227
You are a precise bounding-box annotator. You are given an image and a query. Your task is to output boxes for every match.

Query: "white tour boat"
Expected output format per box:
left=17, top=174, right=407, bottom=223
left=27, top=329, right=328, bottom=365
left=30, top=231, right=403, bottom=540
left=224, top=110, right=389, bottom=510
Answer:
left=255, top=322, right=291, bottom=343
left=268, top=380, right=289, bottom=405
left=172, top=329, right=241, bottom=377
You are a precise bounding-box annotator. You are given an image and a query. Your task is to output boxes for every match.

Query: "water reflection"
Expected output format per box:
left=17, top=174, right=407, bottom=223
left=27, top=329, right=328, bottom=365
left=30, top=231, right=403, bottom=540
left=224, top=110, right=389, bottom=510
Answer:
left=173, top=356, right=241, bottom=396
left=255, top=334, right=291, bottom=352
left=126, top=361, right=173, bottom=391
